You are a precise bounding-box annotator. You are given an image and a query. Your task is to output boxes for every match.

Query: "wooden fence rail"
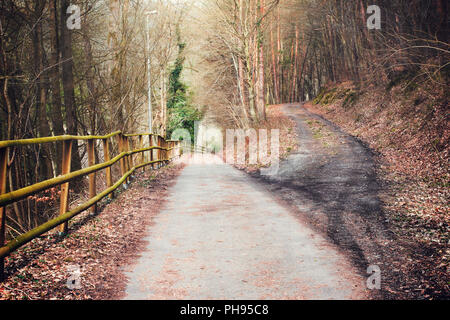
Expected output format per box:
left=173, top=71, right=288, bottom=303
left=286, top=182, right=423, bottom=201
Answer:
left=0, top=131, right=181, bottom=280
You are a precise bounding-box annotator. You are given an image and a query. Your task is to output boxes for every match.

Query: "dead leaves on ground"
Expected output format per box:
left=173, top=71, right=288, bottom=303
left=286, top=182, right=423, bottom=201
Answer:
left=0, top=164, right=185, bottom=300
left=305, top=86, right=449, bottom=299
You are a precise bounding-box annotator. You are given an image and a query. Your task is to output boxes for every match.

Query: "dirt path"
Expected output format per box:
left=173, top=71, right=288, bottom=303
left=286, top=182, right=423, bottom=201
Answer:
left=123, top=154, right=367, bottom=299
left=247, top=103, right=403, bottom=299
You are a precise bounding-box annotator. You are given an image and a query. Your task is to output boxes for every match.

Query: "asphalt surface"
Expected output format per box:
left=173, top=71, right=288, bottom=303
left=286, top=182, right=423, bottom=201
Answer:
left=247, top=103, right=396, bottom=299
left=123, top=154, right=367, bottom=299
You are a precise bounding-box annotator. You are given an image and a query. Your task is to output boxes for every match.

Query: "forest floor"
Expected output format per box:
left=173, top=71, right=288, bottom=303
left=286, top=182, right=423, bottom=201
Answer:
left=0, top=163, right=184, bottom=300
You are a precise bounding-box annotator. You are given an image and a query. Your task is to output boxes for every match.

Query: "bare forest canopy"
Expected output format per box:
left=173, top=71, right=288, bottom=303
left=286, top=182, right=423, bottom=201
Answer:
left=0, top=0, right=199, bottom=238
left=0, top=0, right=448, bottom=235
left=185, top=0, right=448, bottom=128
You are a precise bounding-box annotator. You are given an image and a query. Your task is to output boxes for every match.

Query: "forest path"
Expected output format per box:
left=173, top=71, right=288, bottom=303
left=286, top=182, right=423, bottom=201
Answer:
left=246, top=103, right=396, bottom=299
left=123, top=154, right=366, bottom=300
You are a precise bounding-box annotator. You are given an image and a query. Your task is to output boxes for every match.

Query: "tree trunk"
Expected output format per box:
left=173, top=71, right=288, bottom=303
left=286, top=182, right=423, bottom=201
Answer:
left=270, top=15, right=279, bottom=104
left=237, top=0, right=250, bottom=125
left=60, top=0, right=81, bottom=172
left=256, top=0, right=266, bottom=120
left=82, top=8, right=97, bottom=135
left=291, top=24, right=299, bottom=103
left=33, top=0, right=53, bottom=180
left=49, top=0, right=65, bottom=174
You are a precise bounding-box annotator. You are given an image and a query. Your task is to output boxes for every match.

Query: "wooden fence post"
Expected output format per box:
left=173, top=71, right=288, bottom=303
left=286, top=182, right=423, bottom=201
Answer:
left=121, top=135, right=127, bottom=180
left=138, top=136, right=145, bottom=171
left=166, top=140, right=169, bottom=162
left=153, top=136, right=159, bottom=169
left=173, top=142, right=176, bottom=158
left=87, top=139, right=96, bottom=215
left=161, top=138, right=164, bottom=163
left=149, top=136, right=152, bottom=164
left=161, top=137, right=165, bottom=164
left=128, top=137, right=134, bottom=169
left=0, top=147, right=8, bottom=280
left=168, top=141, right=171, bottom=160
left=126, top=136, right=130, bottom=172
left=116, top=134, right=126, bottom=178
left=102, top=138, right=113, bottom=199
left=59, top=140, right=72, bottom=234
left=150, top=135, right=154, bottom=169
left=164, top=140, right=168, bottom=162
left=156, top=136, right=161, bottom=169
left=167, top=141, right=170, bottom=162
left=124, top=136, right=131, bottom=183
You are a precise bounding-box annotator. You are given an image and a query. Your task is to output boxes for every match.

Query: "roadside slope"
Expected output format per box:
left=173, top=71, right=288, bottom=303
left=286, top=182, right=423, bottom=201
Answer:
left=307, top=82, right=449, bottom=299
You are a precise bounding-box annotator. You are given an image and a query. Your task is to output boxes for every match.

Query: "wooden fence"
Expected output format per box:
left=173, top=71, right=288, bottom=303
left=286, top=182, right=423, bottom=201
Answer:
left=0, top=131, right=181, bottom=280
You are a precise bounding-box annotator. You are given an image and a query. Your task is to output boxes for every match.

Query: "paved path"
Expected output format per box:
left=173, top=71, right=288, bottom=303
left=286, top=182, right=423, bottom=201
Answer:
left=246, top=104, right=393, bottom=299
left=123, top=154, right=366, bottom=299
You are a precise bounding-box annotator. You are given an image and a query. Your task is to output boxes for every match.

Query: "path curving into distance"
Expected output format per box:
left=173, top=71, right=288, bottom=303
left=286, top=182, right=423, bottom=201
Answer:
left=123, top=154, right=367, bottom=300
left=247, top=103, right=397, bottom=299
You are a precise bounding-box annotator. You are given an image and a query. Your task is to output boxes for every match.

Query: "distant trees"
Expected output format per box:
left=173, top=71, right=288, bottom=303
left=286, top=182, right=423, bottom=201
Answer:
left=190, top=0, right=279, bottom=128
left=193, top=0, right=449, bottom=127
